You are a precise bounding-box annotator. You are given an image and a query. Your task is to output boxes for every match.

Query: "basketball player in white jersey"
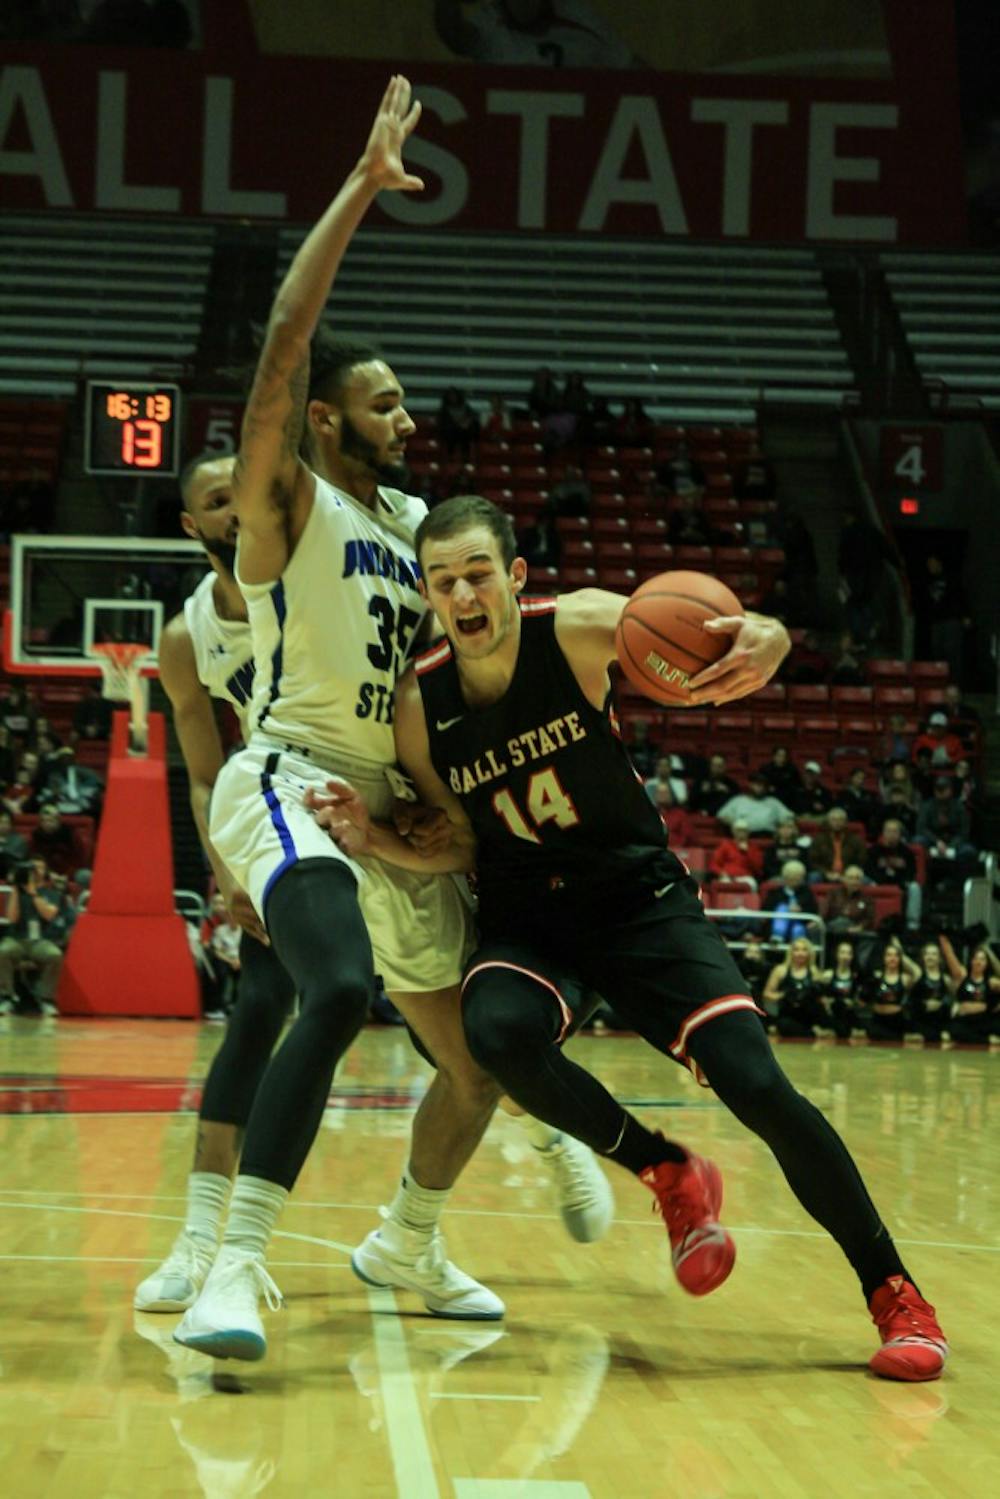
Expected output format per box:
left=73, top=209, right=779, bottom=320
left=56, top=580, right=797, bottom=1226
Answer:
left=173, top=80, right=611, bottom=1361
left=136, top=450, right=609, bottom=1324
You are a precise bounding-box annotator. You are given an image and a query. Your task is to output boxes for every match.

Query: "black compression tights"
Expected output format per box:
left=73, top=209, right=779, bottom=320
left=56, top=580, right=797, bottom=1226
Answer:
left=236, top=860, right=374, bottom=1190
left=199, top=930, right=297, bottom=1128
left=463, top=974, right=909, bottom=1301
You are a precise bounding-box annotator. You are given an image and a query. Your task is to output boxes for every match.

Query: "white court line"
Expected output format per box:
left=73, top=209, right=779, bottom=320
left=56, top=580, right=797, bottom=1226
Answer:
left=366, top=1284, right=441, bottom=1499
left=0, top=1254, right=351, bottom=1267
left=0, top=1194, right=996, bottom=1257
left=430, top=1393, right=539, bottom=1403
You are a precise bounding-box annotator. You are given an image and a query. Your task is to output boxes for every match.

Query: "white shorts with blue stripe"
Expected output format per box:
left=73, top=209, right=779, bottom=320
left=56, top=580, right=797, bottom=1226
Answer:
left=209, top=738, right=473, bottom=993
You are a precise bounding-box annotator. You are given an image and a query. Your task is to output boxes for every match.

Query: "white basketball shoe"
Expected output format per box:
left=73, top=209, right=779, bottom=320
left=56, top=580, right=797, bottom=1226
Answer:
left=537, top=1134, right=615, bottom=1243
left=173, top=1247, right=283, bottom=1361
left=352, top=1209, right=505, bottom=1320
left=134, top=1230, right=217, bottom=1313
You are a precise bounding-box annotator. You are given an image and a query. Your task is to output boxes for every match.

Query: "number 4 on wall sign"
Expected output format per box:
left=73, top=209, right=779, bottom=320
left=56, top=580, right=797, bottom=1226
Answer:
left=879, top=425, right=944, bottom=494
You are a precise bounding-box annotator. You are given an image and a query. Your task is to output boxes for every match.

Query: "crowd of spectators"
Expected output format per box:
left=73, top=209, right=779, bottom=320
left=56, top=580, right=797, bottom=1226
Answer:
left=0, top=680, right=104, bottom=1016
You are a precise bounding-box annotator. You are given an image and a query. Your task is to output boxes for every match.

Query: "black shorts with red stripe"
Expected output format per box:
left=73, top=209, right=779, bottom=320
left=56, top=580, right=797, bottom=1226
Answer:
left=462, top=876, right=761, bottom=1080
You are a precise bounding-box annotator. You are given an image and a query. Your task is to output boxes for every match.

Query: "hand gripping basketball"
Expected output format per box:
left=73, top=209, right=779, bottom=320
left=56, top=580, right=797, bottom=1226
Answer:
left=614, top=570, right=744, bottom=707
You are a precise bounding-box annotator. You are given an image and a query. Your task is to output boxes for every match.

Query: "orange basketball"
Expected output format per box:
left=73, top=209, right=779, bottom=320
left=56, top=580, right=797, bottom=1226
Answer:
left=614, top=570, right=744, bottom=706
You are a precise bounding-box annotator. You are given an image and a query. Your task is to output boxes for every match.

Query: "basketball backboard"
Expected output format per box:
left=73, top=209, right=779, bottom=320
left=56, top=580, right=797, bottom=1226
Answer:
left=3, top=535, right=208, bottom=677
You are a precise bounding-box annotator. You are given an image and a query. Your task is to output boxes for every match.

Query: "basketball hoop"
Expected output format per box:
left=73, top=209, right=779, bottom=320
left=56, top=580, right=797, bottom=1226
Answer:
left=90, top=641, right=150, bottom=755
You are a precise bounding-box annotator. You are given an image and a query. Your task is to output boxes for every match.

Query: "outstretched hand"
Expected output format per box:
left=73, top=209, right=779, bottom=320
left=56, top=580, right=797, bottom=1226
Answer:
left=687, top=613, right=790, bottom=706
left=361, top=74, right=425, bottom=193
left=306, top=778, right=373, bottom=857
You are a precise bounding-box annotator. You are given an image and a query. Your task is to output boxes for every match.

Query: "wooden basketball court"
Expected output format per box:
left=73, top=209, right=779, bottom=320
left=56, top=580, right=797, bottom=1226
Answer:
left=0, top=1019, right=994, bottom=1498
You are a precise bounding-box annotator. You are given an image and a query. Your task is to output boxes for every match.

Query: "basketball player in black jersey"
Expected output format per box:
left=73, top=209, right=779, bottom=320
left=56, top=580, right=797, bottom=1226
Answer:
left=310, top=495, right=949, bottom=1382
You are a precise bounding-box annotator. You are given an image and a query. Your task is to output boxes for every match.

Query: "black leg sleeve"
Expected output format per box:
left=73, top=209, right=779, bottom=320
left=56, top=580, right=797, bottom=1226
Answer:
left=688, top=1012, right=910, bottom=1301
left=236, top=861, right=374, bottom=1190
left=199, top=932, right=297, bottom=1127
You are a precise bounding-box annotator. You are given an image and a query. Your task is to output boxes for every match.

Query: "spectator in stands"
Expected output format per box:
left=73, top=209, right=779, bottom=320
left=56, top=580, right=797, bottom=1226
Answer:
left=623, top=718, right=658, bottom=778
left=762, top=858, right=818, bottom=943
left=718, top=770, right=794, bottom=835
left=736, top=931, right=772, bottom=1006
left=436, top=386, right=481, bottom=462
left=879, top=714, right=912, bottom=765
left=910, top=746, right=938, bottom=802
left=614, top=397, right=653, bottom=449
left=0, top=857, right=66, bottom=1015
left=907, top=940, right=955, bottom=1043
left=864, top=940, right=918, bottom=1041
left=837, top=510, right=897, bottom=646
left=542, top=371, right=590, bottom=451
left=0, top=810, right=29, bottom=880
left=762, top=936, right=827, bottom=1037
left=574, top=394, right=613, bottom=448
left=28, top=804, right=79, bottom=877
left=655, top=439, right=705, bottom=496
left=644, top=753, right=689, bottom=807
left=709, top=819, right=763, bottom=889
left=942, top=682, right=981, bottom=739
left=44, top=745, right=102, bottom=817
left=940, top=935, right=1000, bottom=1045
left=667, top=486, right=715, bottom=547
left=828, top=631, right=866, bottom=687
left=689, top=752, right=739, bottom=816
left=824, top=865, right=876, bottom=936
left=517, top=504, right=561, bottom=569
left=820, top=939, right=865, bottom=1039
left=792, top=760, right=834, bottom=818
left=952, top=757, right=980, bottom=823
left=840, top=766, right=878, bottom=831
left=4, top=751, right=45, bottom=817
left=873, top=783, right=918, bottom=840
left=809, top=807, right=868, bottom=884
left=652, top=783, right=694, bottom=846
left=916, top=554, right=972, bottom=684
left=0, top=684, right=37, bottom=744
left=482, top=393, right=512, bottom=440
left=72, top=684, right=112, bottom=741
left=526, top=366, right=558, bottom=420
left=547, top=462, right=592, bottom=518
left=783, top=628, right=830, bottom=686
left=912, top=711, right=965, bottom=768
left=866, top=819, right=921, bottom=930
left=762, top=815, right=810, bottom=882
left=915, top=778, right=978, bottom=876
left=734, top=447, right=776, bottom=501
left=760, top=745, right=801, bottom=804
left=880, top=758, right=918, bottom=807
left=759, top=575, right=792, bottom=627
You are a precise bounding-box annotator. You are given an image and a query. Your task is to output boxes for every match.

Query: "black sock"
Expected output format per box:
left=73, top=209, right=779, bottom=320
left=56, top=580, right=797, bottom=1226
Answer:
left=605, top=1114, right=686, bottom=1174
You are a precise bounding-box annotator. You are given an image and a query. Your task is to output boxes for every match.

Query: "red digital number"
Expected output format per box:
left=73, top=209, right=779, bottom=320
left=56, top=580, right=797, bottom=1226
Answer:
left=121, top=418, right=163, bottom=469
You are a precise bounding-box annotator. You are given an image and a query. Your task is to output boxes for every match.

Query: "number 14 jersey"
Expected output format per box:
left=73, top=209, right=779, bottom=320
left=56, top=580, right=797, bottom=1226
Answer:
left=239, top=473, right=428, bottom=765
left=416, top=597, right=686, bottom=928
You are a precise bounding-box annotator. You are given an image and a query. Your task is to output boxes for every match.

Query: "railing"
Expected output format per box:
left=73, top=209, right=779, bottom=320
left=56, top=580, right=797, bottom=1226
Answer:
left=963, top=852, right=999, bottom=939
left=704, top=906, right=826, bottom=955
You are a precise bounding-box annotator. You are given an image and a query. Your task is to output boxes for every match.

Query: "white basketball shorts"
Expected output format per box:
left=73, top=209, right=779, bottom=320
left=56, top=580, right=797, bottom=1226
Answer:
left=208, top=738, right=473, bottom=993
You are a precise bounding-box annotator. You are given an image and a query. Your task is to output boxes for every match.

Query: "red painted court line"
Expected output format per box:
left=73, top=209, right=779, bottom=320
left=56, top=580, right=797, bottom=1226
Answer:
left=0, top=1077, right=428, bottom=1116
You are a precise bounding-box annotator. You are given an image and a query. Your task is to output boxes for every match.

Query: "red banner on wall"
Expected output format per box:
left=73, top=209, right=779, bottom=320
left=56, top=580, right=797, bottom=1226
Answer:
left=0, top=44, right=965, bottom=243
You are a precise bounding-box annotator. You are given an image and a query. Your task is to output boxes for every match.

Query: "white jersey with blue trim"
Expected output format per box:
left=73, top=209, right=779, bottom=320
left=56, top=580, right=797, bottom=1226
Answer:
left=182, top=571, right=257, bottom=733
left=238, top=472, right=429, bottom=765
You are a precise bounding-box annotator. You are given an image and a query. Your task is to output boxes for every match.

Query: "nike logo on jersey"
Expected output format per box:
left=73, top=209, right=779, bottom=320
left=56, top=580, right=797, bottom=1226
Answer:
left=436, top=716, right=463, bottom=731
left=654, top=885, right=673, bottom=898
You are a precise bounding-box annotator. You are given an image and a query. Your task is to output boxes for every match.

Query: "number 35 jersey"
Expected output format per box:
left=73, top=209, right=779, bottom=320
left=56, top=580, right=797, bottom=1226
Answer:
left=239, top=472, right=428, bottom=766
left=416, top=597, right=687, bottom=928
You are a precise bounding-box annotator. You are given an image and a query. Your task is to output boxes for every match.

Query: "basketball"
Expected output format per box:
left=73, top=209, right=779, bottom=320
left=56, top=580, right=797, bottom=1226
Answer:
left=614, top=570, right=744, bottom=706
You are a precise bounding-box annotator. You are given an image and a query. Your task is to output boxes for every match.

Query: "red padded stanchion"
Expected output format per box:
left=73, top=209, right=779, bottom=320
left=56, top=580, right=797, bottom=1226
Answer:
left=59, top=710, right=199, bottom=1017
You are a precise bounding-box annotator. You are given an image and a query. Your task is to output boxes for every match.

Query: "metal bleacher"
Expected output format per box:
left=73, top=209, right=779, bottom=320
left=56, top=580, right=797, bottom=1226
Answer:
left=0, top=213, right=215, bottom=398
left=882, top=250, right=1000, bottom=410
left=276, top=228, right=855, bottom=423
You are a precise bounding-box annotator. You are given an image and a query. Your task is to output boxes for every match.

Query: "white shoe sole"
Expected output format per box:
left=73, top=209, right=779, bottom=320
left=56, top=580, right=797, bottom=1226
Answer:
left=172, top=1325, right=267, bottom=1361
left=351, top=1244, right=505, bottom=1321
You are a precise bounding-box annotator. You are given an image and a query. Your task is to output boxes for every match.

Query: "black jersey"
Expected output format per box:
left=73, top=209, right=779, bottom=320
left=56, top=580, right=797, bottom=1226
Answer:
left=868, top=974, right=906, bottom=1008
left=416, top=597, right=685, bottom=930
left=828, top=969, right=857, bottom=1003
left=909, top=972, right=949, bottom=1018
left=955, top=976, right=993, bottom=1009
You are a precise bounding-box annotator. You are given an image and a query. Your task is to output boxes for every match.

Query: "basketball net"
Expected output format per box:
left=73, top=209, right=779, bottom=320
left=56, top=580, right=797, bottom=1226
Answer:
left=90, top=641, right=150, bottom=756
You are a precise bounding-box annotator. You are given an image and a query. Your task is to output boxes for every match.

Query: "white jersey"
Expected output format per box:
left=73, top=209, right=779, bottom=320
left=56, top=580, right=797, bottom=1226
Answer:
left=182, top=570, right=257, bottom=731
left=239, top=473, right=429, bottom=766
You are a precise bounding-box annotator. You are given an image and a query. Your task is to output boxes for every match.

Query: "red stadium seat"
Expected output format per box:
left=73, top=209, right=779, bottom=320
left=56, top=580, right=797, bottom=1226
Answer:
left=672, top=546, right=713, bottom=567
left=595, top=541, right=636, bottom=564
left=910, top=660, right=949, bottom=682
left=866, top=658, right=909, bottom=684
left=632, top=517, right=669, bottom=539
left=758, top=714, right=797, bottom=739
left=713, top=546, right=753, bottom=568
left=713, top=713, right=754, bottom=740
left=831, top=686, right=874, bottom=709
left=707, top=889, right=762, bottom=913
left=526, top=566, right=560, bottom=591
left=591, top=492, right=628, bottom=515
left=591, top=515, right=630, bottom=538
left=554, top=515, right=591, bottom=535
left=561, top=566, right=599, bottom=588
left=874, top=686, right=917, bottom=709
left=635, top=541, right=675, bottom=570
left=787, top=685, right=831, bottom=707
left=561, top=538, right=596, bottom=562
left=598, top=566, right=639, bottom=590
left=749, top=682, right=787, bottom=705
left=704, top=472, right=734, bottom=497
left=917, top=687, right=947, bottom=710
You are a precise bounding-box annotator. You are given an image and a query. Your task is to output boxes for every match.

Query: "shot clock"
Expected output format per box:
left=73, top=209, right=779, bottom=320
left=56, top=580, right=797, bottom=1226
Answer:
left=84, top=381, right=182, bottom=477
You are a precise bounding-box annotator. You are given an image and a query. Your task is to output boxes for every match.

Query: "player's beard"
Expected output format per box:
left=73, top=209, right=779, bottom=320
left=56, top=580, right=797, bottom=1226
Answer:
left=199, top=532, right=237, bottom=576
left=340, top=414, right=408, bottom=487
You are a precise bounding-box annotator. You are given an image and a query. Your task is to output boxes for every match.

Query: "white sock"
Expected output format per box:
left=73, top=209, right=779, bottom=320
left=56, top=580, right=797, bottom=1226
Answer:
left=516, top=1115, right=563, bottom=1152
left=221, top=1175, right=288, bottom=1258
left=387, top=1166, right=451, bottom=1235
left=184, top=1172, right=230, bottom=1247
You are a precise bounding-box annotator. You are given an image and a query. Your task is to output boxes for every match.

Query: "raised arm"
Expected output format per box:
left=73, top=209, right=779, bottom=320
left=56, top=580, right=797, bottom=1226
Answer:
left=158, top=616, right=266, bottom=942
left=235, top=75, right=425, bottom=585
left=938, top=933, right=967, bottom=983
left=762, top=961, right=787, bottom=1007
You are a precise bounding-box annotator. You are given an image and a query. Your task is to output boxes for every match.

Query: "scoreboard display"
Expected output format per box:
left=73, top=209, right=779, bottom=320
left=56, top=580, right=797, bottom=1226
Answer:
left=84, top=382, right=181, bottom=477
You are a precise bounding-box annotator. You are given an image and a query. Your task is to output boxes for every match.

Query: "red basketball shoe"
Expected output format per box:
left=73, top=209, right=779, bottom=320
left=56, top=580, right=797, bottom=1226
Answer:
left=869, top=1276, right=948, bottom=1381
left=639, top=1149, right=735, bottom=1296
